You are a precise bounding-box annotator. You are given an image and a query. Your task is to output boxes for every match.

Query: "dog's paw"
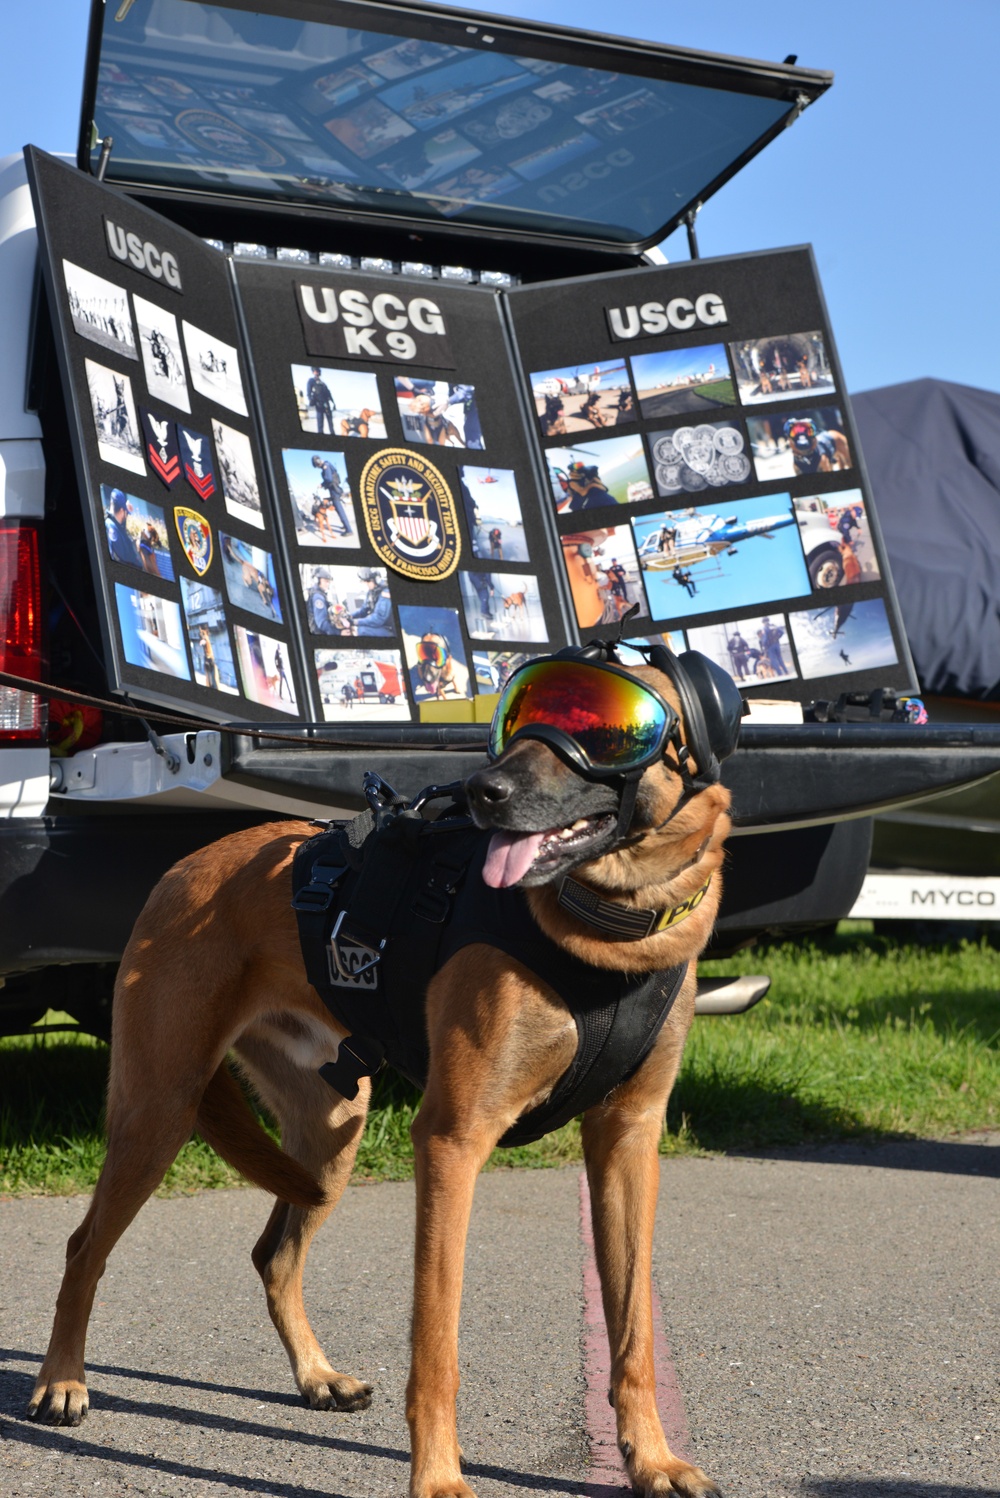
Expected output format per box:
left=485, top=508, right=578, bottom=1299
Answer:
left=27, top=1379, right=89, bottom=1426
left=302, top=1372, right=373, bottom=1412
left=629, top=1459, right=720, bottom=1498
left=410, top=1478, right=475, bottom=1498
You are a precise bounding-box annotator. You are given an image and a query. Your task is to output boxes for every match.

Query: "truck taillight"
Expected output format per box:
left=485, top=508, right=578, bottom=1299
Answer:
left=0, top=523, right=45, bottom=740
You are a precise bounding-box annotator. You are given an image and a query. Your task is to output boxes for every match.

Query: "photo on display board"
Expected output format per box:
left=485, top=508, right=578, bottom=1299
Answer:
left=97, top=60, right=131, bottom=84
left=291, top=364, right=386, bottom=439
left=574, top=88, right=668, bottom=140
left=472, top=649, right=538, bottom=694
left=306, top=64, right=379, bottom=113
left=747, top=408, right=853, bottom=483
left=212, top=419, right=263, bottom=530
left=793, top=490, right=881, bottom=590
left=426, top=163, right=518, bottom=210
left=313, top=648, right=411, bottom=722
left=394, top=378, right=484, bottom=450
left=179, top=577, right=239, bottom=695
left=181, top=321, right=248, bottom=418
left=559, top=525, right=650, bottom=630
left=375, top=128, right=481, bottom=190
left=399, top=604, right=472, bottom=702
left=324, top=98, right=415, bottom=160
left=546, top=436, right=653, bottom=512
left=729, top=332, right=836, bottom=406
left=530, top=358, right=635, bottom=436
left=630, top=344, right=735, bottom=420
left=62, top=260, right=137, bottom=361
left=788, top=598, right=898, bottom=680
left=97, top=85, right=170, bottom=114
left=219, top=532, right=282, bottom=625
left=686, top=615, right=799, bottom=689
left=648, top=421, right=751, bottom=496
left=632, top=494, right=809, bottom=624
left=281, top=447, right=358, bottom=546
left=133, top=294, right=190, bottom=414
left=615, top=631, right=686, bottom=666
left=377, top=51, right=530, bottom=130
left=509, top=127, right=598, bottom=182
left=364, top=37, right=458, bottom=80
left=234, top=626, right=298, bottom=714
left=458, top=466, right=529, bottom=563
left=99, top=484, right=173, bottom=579
left=458, top=571, right=548, bottom=644
left=105, top=114, right=194, bottom=153
left=141, top=74, right=197, bottom=103
left=300, top=563, right=396, bottom=638
left=85, top=359, right=145, bottom=475
left=460, top=93, right=553, bottom=151
left=114, top=582, right=191, bottom=681
left=216, top=107, right=311, bottom=141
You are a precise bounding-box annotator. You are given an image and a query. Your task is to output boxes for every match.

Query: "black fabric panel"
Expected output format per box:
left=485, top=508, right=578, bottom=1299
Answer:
left=234, top=260, right=575, bottom=720
left=852, top=378, right=1000, bottom=701
left=25, top=147, right=305, bottom=722
left=505, top=248, right=916, bottom=702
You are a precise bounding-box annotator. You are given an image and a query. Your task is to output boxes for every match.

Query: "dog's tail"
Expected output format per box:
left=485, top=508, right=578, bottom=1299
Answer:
left=196, top=1065, right=325, bottom=1208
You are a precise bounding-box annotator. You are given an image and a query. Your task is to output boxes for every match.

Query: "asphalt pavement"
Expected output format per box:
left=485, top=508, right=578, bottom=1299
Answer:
left=1, top=1138, right=997, bottom=1498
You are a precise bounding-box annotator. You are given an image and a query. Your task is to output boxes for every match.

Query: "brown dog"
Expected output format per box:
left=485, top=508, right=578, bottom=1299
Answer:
left=28, top=658, right=730, bottom=1498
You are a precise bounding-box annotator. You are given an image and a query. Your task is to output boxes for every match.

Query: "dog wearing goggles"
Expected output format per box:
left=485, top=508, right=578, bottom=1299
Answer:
left=28, top=637, right=739, bottom=1498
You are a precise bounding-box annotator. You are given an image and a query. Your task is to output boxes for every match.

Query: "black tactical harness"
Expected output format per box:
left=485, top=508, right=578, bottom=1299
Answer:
left=291, top=796, right=686, bottom=1149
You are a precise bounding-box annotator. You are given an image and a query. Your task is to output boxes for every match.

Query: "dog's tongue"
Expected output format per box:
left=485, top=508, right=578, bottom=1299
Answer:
left=482, top=829, right=545, bottom=888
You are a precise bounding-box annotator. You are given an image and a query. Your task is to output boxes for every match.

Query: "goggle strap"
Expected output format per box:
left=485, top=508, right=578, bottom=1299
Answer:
left=616, top=772, right=642, bottom=840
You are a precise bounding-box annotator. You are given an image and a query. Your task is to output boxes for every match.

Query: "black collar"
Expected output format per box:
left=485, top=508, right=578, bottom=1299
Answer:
left=556, top=872, right=713, bottom=942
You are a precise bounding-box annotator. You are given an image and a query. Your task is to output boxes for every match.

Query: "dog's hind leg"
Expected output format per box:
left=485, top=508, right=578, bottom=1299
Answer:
left=235, top=1036, right=373, bottom=1412
left=581, top=978, right=719, bottom=1498
left=26, top=1058, right=213, bottom=1426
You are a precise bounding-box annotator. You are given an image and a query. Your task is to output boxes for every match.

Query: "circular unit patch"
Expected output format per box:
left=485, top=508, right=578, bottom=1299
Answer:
left=359, top=448, right=461, bottom=581
left=174, top=110, right=285, bottom=170
left=174, top=507, right=213, bottom=576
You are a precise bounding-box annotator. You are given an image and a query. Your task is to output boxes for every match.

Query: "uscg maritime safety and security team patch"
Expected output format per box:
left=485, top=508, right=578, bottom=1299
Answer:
left=359, top=447, right=461, bottom=581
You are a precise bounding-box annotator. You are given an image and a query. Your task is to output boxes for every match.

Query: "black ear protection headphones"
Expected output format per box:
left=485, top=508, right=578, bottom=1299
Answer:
left=558, top=617, right=744, bottom=839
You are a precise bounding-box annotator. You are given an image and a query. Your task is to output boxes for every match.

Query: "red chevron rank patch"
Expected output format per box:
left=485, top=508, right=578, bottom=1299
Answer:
left=140, top=407, right=180, bottom=487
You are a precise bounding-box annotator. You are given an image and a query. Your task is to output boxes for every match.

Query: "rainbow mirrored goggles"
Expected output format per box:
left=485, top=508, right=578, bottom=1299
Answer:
left=417, top=639, right=448, bottom=667
left=487, top=656, right=680, bottom=779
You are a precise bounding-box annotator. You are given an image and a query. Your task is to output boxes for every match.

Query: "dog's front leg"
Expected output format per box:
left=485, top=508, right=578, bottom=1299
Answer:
left=582, top=1004, right=719, bottom=1498
left=407, top=1110, right=491, bottom=1498
left=407, top=948, right=577, bottom=1498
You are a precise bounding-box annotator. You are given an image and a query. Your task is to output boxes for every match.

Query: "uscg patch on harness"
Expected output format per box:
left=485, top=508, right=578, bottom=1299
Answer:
left=326, top=911, right=381, bottom=990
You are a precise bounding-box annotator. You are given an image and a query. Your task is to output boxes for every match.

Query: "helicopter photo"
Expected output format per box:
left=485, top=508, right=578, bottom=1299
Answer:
left=632, top=495, right=810, bottom=622
left=634, top=504, right=796, bottom=572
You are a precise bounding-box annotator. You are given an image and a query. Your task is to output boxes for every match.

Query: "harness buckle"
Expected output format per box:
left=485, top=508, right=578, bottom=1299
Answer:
left=290, top=859, right=348, bottom=914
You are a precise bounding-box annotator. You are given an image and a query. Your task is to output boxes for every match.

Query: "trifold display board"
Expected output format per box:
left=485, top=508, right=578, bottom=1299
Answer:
left=27, top=147, right=914, bottom=727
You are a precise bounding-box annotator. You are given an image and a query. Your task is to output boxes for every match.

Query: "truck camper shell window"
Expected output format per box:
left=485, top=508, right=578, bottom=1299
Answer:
left=80, top=0, right=829, bottom=253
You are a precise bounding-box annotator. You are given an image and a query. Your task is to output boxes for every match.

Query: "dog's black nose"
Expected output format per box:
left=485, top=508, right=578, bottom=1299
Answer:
left=465, top=766, right=513, bottom=811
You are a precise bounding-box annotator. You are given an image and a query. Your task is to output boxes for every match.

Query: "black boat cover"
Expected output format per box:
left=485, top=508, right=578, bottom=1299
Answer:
left=853, top=378, right=1000, bottom=700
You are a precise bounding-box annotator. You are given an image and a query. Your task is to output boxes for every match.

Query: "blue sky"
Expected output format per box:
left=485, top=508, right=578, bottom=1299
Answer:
left=630, top=344, right=731, bottom=393
left=2, top=0, right=996, bottom=396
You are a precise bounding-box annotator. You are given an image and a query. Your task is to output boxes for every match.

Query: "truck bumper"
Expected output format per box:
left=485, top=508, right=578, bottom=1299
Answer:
left=0, top=808, right=870, bottom=978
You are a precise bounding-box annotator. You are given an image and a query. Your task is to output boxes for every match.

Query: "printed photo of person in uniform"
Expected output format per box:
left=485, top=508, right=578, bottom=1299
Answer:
left=291, top=363, right=386, bottom=439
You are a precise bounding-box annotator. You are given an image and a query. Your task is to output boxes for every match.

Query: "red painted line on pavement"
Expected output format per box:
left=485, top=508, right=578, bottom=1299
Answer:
left=578, top=1170, right=692, bottom=1494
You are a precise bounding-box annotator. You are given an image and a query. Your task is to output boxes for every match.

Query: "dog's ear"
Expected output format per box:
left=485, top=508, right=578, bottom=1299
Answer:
left=648, top=646, right=743, bottom=782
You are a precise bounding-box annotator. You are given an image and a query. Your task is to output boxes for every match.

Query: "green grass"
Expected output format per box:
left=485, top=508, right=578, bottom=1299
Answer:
left=1, top=924, right=997, bottom=1197
left=692, top=378, right=736, bottom=405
